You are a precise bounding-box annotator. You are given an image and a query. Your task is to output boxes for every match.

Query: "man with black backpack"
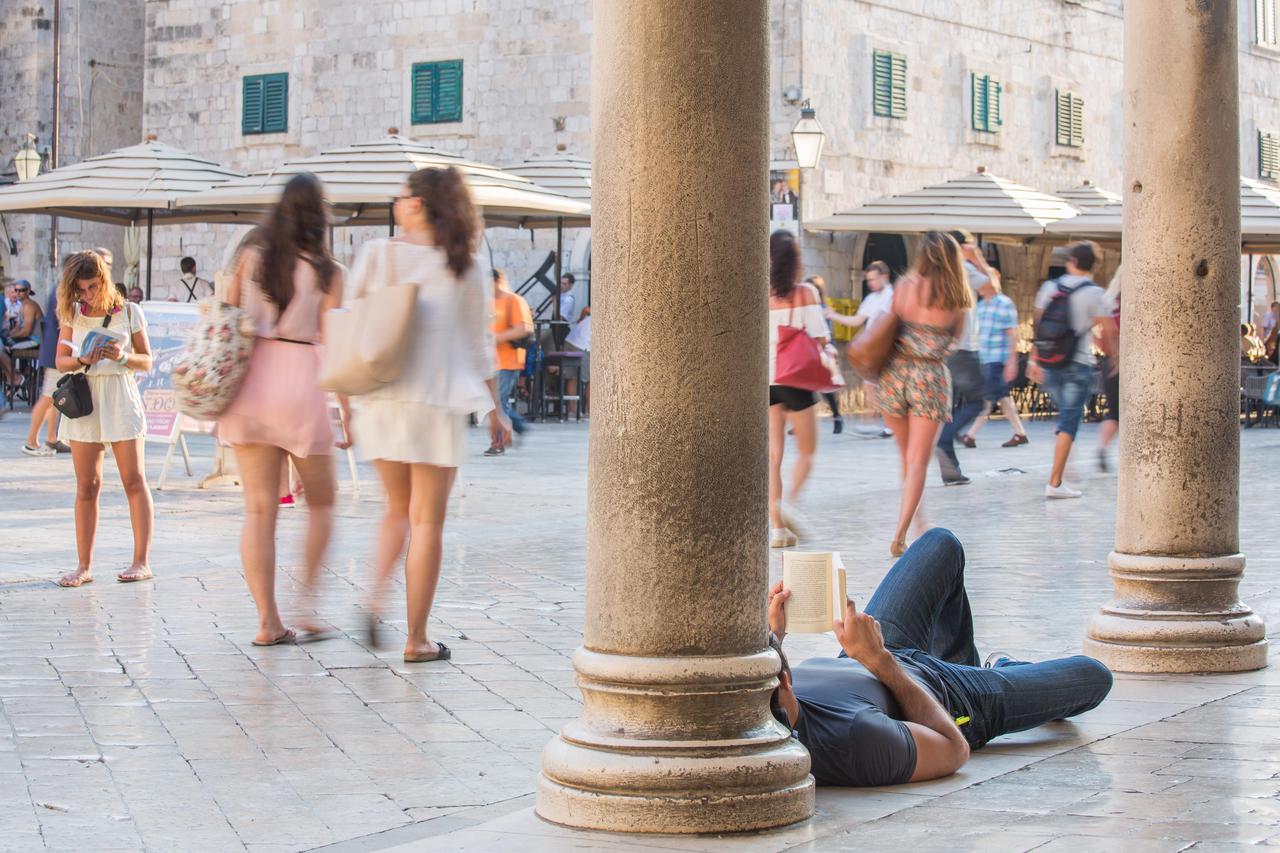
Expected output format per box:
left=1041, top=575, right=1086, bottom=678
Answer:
left=1029, top=241, right=1110, bottom=499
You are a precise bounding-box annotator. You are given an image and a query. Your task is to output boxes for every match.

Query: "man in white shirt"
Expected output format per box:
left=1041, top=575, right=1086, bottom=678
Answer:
left=177, top=256, right=213, bottom=302
left=838, top=262, right=895, bottom=437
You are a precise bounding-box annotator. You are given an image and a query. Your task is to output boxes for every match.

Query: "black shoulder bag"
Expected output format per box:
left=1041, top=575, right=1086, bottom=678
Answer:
left=52, top=312, right=113, bottom=419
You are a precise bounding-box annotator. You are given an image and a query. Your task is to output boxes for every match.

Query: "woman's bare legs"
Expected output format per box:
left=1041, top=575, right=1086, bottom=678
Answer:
left=767, top=404, right=788, bottom=528
left=894, top=415, right=944, bottom=549
left=404, top=463, right=456, bottom=659
left=234, top=443, right=290, bottom=644
left=290, top=453, right=336, bottom=634
left=786, top=406, right=818, bottom=504
left=26, top=396, right=56, bottom=447
left=369, top=460, right=412, bottom=626
left=110, top=438, right=153, bottom=580
left=59, top=441, right=104, bottom=586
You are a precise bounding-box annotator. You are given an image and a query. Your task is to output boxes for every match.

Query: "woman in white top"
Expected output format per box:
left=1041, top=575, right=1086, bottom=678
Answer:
left=53, top=250, right=154, bottom=587
left=349, top=166, right=512, bottom=662
left=768, top=230, right=828, bottom=548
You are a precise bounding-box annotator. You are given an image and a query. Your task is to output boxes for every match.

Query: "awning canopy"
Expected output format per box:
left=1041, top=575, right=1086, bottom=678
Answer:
left=1055, top=181, right=1121, bottom=209
left=1045, top=178, right=1280, bottom=249
left=175, top=135, right=591, bottom=228
left=804, top=168, right=1080, bottom=240
left=0, top=138, right=245, bottom=225
left=502, top=156, right=592, bottom=202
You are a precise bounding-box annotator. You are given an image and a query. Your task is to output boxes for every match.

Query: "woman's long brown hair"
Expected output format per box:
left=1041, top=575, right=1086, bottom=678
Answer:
left=406, top=167, right=478, bottom=278
left=57, top=250, right=120, bottom=325
left=255, top=173, right=335, bottom=310
left=913, top=230, right=973, bottom=311
left=770, top=230, right=801, bottom=299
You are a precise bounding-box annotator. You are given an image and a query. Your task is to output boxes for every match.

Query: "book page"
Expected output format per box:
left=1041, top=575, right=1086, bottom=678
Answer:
left=783, top=552, right=834, bottom=634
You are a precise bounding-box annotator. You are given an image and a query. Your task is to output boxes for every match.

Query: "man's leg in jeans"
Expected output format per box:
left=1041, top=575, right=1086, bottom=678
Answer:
left=936, top=398, right=984, bottom=479
left=1044, top=363, right=1091, bottom=488
left=498, top=369, right=526, bottom=433
left=935, top=655, right=1113, bottom=748
left=861, top=528, right=979, bottom=666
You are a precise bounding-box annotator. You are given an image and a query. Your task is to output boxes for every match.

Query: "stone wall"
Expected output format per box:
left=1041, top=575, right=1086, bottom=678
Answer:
left=0, top=1, right=144, bottom=291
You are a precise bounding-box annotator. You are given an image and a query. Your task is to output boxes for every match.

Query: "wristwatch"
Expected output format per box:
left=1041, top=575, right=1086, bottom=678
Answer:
left=116, top=350, right=129, bottom=366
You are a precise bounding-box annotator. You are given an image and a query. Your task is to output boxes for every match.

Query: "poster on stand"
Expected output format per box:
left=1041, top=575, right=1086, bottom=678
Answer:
left=135, top=301, right=211, bottom=441
left=770, top=168, right=800, bottom=236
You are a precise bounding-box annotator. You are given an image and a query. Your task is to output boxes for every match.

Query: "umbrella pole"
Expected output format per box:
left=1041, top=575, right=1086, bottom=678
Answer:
left=1247, top=253, right=1255, bottom=324
left=146, top=209, right=154, bottom=301
left=389, top=203, right=395, bottom=238
left=554, top=217, right=563, bottom=322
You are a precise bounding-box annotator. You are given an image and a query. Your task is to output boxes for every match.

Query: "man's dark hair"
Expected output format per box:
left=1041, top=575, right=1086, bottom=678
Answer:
left=180, top=256, right=197, bottom=274
left=561, top=273, right=575, bottom=286
left=949, top=229, right=975, bottom=246
left=1065, top=240, right=1098, bottom=272
left=768, top=633, right=793, bottom=729
left=866, top=260, right=890, bottom=277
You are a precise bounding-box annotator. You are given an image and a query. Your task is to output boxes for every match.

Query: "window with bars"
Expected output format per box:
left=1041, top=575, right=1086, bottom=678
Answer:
left=872, top=51, right=908, bottom=119
left=411, top=60, right=464, bottom=125
left=1260, top=130, right=1280, bottom=180
left=971, top=73, right=1002, bottom=133
left=242, top=73, right=288, bottom=135
left=1055, top=90, right=1084, bottom=148
left=1258, top=0, right=1278, bottom=48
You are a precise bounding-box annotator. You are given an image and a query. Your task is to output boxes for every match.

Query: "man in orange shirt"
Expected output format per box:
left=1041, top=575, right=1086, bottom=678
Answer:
left=488, top=268, right=534, bottom=455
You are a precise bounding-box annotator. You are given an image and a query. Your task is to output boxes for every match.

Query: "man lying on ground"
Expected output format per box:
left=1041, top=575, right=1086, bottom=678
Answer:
left=769, top=528, right=1113, bottom=786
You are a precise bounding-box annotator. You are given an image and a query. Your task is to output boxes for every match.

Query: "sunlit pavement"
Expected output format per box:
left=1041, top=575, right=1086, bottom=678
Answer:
left=0, top=411, right=1277, bottom=852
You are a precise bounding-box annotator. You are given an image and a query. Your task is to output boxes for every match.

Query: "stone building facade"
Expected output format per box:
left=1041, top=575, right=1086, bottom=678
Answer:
left=5, top=0, right=1280, bottom=321
left=0, top=0, right=144, bottom=288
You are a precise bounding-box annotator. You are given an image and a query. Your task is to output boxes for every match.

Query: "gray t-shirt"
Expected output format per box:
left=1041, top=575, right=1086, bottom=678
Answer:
left=1035, top=275, right=1108, bottom=366
left=956, top=261, right=989, bottom=352
left=791, top=657, right=918, bottom=787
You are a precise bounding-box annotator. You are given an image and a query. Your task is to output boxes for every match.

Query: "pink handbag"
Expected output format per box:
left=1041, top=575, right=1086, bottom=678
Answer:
left=775, top=298, right=841, bottom=393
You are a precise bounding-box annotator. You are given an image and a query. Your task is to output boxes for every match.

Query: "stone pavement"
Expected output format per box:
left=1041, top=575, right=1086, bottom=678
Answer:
left=0, top=410, right=1276, bottom=852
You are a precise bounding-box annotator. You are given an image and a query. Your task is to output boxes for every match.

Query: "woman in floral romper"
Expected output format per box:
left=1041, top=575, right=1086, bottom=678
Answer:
left=879, top=231, right=973, bottom=557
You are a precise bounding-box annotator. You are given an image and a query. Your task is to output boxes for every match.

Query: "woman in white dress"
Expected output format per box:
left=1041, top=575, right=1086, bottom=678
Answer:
left=350, top=167, right=512, bottom=662
left=53, top=250, right=154, bottom=587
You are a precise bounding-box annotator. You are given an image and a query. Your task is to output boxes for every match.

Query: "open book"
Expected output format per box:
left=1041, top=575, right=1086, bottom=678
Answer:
left=66, top=326, right=126, bottom=359
left=782, top=551, right=848, bottom=634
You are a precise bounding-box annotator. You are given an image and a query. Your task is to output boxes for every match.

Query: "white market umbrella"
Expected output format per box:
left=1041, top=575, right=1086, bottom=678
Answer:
left=1045, top=177, right=1280, bottom=249
left=0, top=136, right=247, bottom=296
left=501, top=155, right=594, bottom=317
left=1055, top=180, right=1121, bottom=209
left=175, top=133, right=591, bottom=229
left=804, top=167, right=1080, bottom=240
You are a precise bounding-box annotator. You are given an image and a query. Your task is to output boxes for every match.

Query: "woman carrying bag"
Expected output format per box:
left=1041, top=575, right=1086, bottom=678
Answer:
left=767, top=230, right=829, bottom=549
left=219, top=173, right=349, bottom=647
left=53, top=250, right=154, bottom=587
left=347, top=167, right=511, bottom=662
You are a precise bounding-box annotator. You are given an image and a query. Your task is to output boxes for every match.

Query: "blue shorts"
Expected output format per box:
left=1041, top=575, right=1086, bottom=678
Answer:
left=982, top=362, right=1011, bottom=402
left=1042, top=362, right=1094, bottom=439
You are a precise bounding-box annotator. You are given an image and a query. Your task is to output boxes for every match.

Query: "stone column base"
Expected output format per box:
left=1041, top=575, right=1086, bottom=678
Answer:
left=1085, top=551, right=1268, bottom=673
left=536, top=648, right=815, bottom=833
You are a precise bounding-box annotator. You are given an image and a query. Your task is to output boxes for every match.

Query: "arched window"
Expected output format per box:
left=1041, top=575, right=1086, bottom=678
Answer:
left=1251, top=256, right=1277, bottom=327
left=859, top=233, right=908, bottom=297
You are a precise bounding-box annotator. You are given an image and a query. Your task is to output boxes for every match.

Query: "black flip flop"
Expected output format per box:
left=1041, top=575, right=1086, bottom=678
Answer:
left=403, top=641, right=451, bottom=663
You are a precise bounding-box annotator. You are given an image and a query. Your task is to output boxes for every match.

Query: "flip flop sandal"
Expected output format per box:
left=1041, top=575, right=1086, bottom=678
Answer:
left=57, top=572, right=93, bottom=588
left=403, top=641, right=451, bottom=663
left=251, top=628, right=297, bottom=647
left=116, top=568, right=154, bottom=583
left=296, top=629, right=338, bottom=644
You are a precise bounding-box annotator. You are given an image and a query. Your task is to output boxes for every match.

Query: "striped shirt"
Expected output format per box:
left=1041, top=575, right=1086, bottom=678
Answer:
left=976, top=293, right=1018, bottom=365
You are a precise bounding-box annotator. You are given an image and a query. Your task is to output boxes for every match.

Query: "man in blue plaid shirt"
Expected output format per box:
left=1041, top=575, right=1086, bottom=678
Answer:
left=961, top=278, right=1028, bottom=448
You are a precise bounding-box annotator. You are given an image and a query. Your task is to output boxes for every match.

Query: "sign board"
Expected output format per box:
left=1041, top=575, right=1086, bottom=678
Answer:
left=133, top=301, right=211, bottom=441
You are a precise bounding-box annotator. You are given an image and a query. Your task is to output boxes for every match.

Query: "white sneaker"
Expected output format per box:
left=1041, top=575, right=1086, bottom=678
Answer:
left=1045, top=482, right=1083, bottom=499
left=778, top=503, right=811, bottom=541
left=770, top=528, right=798, bottom=548
left=21, top=444, right=55, bottom=457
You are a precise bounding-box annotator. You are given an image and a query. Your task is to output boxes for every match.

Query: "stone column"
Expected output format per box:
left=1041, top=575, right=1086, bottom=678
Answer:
left=1084, top=0, right=1268, bottom=673
left=535, top=0, right=815, bottom=834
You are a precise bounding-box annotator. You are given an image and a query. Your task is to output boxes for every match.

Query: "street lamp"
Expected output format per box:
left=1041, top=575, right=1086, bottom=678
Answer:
left=14, top=134, right=41, bottom=182
left=791, top=100, right=826, bottom=170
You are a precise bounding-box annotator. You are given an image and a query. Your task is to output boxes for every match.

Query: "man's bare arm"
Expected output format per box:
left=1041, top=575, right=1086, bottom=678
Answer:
left=833, top=600, right=970, bottom=782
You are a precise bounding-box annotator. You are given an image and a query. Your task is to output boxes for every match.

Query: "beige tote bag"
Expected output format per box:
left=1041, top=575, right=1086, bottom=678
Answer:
left=320, top=241, right=419, bottom=395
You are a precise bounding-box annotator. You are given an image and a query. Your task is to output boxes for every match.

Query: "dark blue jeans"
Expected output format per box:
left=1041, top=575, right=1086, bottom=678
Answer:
left=498, top=368, right=526, bottom=433
left=859, top=528, right=1113, bottom=749
left=936, top=351, right=984, bottom=472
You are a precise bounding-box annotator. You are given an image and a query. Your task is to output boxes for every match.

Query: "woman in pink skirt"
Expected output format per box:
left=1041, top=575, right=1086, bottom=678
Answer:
left=220, top=174, right=350, bottom=646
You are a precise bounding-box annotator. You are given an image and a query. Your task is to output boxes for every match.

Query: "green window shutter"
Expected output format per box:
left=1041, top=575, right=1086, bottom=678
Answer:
left=1260, top=130, right=1280, bottom=180
left=411, top=60, right=464, bottom=125
left=242, top=77, right=265, bottom=134
left=411, top=63, right=436, bottom=124
left=987, top=78, right=1002, bottom=131
left=1056, top=90, right=1084, bottom=147
left=971, top=74, right=988, bottom=131
left=242, top=73, right=287, bottom=135
left=1259, top=0, right=1278, bottom=47
left=873, top=52, right=893, bottom=117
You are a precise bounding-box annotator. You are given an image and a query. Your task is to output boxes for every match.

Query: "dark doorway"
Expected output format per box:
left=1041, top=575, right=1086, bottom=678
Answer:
left=859, top=233, right=909, bottom=298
